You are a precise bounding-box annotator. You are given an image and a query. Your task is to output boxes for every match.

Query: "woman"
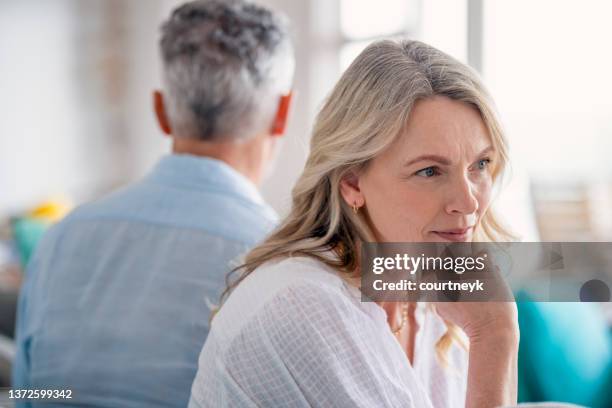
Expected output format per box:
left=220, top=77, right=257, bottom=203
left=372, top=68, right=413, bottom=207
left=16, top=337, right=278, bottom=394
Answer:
left=189, top=39, right=519, bottom=408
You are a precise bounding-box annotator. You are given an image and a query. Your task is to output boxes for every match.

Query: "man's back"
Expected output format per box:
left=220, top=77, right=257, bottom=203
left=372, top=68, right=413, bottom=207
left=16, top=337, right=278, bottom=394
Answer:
left=13, top=154, right=277, bottom=407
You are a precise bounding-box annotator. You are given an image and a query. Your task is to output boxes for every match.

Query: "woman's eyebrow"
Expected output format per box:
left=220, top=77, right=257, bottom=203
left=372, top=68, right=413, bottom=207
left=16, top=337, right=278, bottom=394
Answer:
left=404, top=154, right=451, bottom=167
left=477, top=145, right=495, bottom=157
left=403, top=145, right=494, bottom=167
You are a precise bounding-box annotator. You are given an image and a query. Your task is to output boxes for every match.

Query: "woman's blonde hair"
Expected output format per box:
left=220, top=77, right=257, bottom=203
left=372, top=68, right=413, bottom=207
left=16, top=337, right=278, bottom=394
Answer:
left=218, top=39, right=516, bottom=363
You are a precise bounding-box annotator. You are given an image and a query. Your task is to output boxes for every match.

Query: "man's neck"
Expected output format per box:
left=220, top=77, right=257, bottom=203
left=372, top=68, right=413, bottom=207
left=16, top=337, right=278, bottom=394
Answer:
left=171, top=135, right=267, bottom=186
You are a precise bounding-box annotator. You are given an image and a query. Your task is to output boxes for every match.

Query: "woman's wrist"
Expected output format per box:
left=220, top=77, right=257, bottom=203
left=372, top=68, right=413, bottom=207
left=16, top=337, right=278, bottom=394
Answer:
left=463, top=303, right=519, bottom=345
left=468, top=321, right=520, bottom=348
left=466, top=325, right=519, bottom=408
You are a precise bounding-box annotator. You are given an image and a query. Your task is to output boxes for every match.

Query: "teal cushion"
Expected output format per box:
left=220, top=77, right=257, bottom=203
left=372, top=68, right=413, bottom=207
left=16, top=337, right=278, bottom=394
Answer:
left=12, top=217, right=48, bottom=267
left=517, top=291, right=612, bottom=407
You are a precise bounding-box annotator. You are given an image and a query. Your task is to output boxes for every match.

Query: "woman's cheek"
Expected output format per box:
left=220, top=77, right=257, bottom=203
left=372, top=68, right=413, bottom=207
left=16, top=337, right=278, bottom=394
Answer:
left=476, top=180, right=493, bottom=215
left=400, top=200, right=434, bottom=240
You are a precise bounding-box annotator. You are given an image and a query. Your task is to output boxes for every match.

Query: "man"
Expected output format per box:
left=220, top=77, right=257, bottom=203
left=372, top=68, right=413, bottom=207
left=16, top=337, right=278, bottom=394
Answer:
left=12, top=1, right=294, bottom=406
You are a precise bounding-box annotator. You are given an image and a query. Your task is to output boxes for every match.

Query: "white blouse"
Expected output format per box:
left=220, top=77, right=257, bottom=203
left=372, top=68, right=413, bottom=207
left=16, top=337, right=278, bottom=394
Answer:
left=189, top=255, right=469, bottom=407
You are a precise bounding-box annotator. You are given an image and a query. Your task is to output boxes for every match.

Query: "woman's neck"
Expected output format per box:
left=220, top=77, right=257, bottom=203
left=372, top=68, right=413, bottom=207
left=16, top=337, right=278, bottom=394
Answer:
left=379, top=301, right=419, bottom=365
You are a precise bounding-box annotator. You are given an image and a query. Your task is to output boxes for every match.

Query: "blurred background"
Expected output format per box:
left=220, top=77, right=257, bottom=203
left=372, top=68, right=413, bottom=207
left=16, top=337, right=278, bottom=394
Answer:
left=1, top=0, right=612, bottom=404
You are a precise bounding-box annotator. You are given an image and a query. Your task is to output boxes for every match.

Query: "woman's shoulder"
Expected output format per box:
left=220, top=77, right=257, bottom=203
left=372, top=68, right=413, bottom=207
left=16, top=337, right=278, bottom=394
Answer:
left=211, top=255, right=363, bottom=341
left=245, top=255, right=349, bottom=297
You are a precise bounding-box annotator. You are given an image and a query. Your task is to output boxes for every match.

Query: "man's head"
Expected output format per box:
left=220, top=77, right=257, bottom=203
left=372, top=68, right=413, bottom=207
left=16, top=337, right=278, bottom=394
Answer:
left=155, top=0, right=294, bottom=142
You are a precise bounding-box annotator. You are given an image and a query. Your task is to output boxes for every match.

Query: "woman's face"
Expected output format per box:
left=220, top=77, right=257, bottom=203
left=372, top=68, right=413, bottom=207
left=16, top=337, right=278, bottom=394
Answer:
left=341, top=96, right=497, bottom=242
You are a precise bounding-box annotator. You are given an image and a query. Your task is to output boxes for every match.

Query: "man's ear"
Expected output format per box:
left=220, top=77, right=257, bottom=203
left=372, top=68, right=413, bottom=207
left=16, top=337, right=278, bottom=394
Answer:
left=270, top=91, right=293, bottom=136
left=339, top=171, right=365, bottom=210
left=153, top=90, right=172, bottom=136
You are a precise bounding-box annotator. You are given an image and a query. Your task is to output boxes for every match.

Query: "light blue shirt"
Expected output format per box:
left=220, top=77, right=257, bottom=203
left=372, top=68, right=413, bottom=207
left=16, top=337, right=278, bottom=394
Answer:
left=12, top=154, right=278, bottom=407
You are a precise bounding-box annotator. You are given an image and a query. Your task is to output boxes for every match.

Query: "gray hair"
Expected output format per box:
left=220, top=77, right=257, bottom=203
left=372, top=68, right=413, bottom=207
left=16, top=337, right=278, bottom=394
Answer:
left=159, top=0, right=294, bottom=141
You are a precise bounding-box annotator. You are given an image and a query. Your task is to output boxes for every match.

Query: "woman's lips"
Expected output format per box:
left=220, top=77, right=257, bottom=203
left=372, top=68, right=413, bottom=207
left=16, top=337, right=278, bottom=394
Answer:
left=432, top=227, right=473, bottom=242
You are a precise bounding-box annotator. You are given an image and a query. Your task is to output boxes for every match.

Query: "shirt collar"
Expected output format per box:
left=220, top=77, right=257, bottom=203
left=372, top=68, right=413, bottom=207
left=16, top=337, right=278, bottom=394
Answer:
left=146, top=154, right=266, bottom=206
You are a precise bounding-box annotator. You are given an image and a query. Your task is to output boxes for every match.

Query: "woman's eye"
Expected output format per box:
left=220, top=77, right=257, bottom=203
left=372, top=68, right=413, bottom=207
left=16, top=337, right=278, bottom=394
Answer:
left=476, top=158, right=491, bottom=170
left=415, top=166, right=440, bottom=177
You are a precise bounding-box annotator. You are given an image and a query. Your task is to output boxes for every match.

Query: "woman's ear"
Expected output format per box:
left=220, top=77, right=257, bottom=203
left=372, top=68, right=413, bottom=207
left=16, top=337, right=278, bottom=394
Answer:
left=339, top=171, right=365, bottom=209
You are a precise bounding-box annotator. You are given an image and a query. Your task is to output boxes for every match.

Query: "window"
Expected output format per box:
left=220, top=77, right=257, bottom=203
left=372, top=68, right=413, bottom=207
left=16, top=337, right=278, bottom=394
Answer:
left=482, top=0, right=612, bottom=240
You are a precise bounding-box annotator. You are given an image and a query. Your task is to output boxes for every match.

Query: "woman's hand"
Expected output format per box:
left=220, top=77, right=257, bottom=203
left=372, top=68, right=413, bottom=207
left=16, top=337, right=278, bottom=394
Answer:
left=432, top=251, right=519, bottom=408
left=433, top=300, right=518, bottom=343
left=433, top=249, right=519, bottom=341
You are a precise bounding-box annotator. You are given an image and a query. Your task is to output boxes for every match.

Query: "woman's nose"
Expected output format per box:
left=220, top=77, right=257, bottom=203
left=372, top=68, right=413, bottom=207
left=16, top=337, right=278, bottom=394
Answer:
left=445, top=174, right=479, bottom=215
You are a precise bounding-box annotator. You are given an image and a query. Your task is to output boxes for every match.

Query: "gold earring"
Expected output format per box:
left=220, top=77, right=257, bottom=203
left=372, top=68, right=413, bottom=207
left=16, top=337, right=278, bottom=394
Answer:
left=352, top=202, right=359, bottom=214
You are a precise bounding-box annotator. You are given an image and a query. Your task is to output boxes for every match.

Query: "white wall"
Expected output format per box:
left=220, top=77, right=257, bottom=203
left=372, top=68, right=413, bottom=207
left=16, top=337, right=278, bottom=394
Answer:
left=122, top=0, right=171, bottom=181
left=0, top=0, right=170, bottom=215
left=0, top=0, right=79, bottom=215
